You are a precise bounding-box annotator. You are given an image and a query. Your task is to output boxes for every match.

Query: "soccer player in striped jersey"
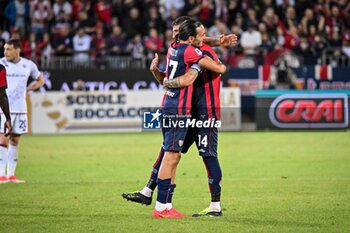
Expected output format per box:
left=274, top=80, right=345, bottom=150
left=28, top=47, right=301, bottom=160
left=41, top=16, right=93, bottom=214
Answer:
left=122, top=17, right=236, bottom=218
left=152, top=19, right=226, bottom=218
left=0, top=39, right=44, bottom=184
left=163, top=42, right=223, bottom=217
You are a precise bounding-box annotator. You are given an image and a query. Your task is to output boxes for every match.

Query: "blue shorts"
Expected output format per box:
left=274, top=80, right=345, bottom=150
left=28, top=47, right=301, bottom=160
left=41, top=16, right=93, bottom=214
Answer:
left=181, top=109, right=218, bottom=157
left=161, top=113, right=190, bottom=152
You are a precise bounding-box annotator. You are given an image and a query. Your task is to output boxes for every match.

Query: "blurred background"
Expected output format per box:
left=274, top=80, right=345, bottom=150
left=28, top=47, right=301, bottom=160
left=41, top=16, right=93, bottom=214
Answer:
left=0, top=0, right=349, bottom=133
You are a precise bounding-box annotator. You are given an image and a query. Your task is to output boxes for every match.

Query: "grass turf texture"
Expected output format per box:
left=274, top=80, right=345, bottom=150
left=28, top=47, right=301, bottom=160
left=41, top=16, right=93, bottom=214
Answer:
left=0, top=132, right=349, bottom=233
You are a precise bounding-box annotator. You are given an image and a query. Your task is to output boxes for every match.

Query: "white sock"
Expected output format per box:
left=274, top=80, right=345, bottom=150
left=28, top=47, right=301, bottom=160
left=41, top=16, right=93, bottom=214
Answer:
left=140, top=186, right=153, bottom=198
left=155, top=201, right=167, bottom=211
left=0, top=146, right=7, bottom=177
left=209, top=202, right=221, bottom=212
left=7, top=145, right=18, bottom=177
left=166, top=203, right=173, bottom=210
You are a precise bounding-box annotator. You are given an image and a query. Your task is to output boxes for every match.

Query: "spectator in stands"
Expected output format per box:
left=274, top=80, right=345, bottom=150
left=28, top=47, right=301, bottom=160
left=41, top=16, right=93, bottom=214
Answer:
left=144, top=28, right=165, bottom=62
left=92, top=27, right=108, bottom=69
left=10, top=30, right=31, bottom=58
left=72, top=27, right=92, bottom=64
left=52, top=0, right=72, bottom=22
left=295, top=36, right=316, bottom=65
left=312, top=34, right=327, bottom=61
left=4, top=0, right=30, bottom=38
left=30, top=0, right=53, bottom=40
left=164, top=29, right=173, bottom=50
left=198, top=0, right=215, bottom=27
left=71, top=0, right=84, bottom=22
left=163, top=0, right=185, bottom=18
left=53, top=26, right=72, bottom=56
left=262, top=7, right=278, bottom=39
left=74, top=11, right=96, bottom=35
left=126, top=34, right=145, bottom=60
left=52, top=10, right=71, bottom=34
left=282, top=6, right=298, bottom=29
left=277, top=18, right=299, bottom=50
left=240, top=22, right=262, bottom=55
left=208, top=19, right=230, bottom=39
left=94, top=0, right=112, bottom=28
left=91, top=27, right=106, bottom=56
left=107, top=25, right=126, bottom=56
left=37, top=32, right=52, bottom=67
left=342, top=30, right=350, bottom=58
left=245, top=7, right=259, bottom=30
left=228, top=0, right=240, bottom=26
left=328, top=31, right=343, bottom=48
left=145, top=6, right=165, bottom=35
left=214, top=0, right=229, bottom=24
left=123, top=8, right=143, bottom=39
left=182, top=0, right=200, bottom=19
left=28, top=32, right=38, bottom=59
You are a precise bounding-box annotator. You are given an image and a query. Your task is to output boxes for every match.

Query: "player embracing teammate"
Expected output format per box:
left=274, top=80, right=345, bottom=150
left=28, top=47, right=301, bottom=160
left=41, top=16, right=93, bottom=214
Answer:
left=122, top=17, right=237, bottom=218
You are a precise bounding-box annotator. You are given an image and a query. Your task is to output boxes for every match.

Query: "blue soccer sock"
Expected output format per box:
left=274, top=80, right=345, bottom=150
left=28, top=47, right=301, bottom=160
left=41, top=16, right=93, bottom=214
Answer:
left=155, top=178, right=171, bottom=211
left=147, top=145, right=165, bottom=189
left=166, top=184, right=176, bottom=209
left=203, top=156, right=222, bottom=200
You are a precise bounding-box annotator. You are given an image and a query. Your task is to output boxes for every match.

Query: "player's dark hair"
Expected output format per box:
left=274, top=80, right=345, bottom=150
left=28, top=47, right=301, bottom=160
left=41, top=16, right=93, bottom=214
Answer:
left=172, top=16, right=193, bottom=27
left=177, top=20, right=203, bottom=41
left=6, top=39, right=22, bottom=50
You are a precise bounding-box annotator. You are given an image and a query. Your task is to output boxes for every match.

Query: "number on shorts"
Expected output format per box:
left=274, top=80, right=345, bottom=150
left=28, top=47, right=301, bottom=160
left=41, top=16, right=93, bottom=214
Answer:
left=19, top=120, right=27, bottom=130
left=198, top=135, right=208, bottom=147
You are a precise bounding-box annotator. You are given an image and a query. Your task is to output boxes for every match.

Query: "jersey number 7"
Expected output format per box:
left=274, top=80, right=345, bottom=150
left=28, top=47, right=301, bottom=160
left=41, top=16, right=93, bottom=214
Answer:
left=168, top=60, right=178, bottom=80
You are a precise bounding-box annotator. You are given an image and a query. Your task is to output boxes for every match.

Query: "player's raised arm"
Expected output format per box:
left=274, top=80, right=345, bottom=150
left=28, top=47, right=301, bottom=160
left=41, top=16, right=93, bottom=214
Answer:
left=204, top=34, right=238, bottom=47
left=198, top=56, right=226, bottom=74
left=149, top=53, right=166, bottom=85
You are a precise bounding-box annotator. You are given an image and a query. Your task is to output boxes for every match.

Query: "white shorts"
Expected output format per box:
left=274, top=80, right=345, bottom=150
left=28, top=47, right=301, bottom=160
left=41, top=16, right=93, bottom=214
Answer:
left=0, top=114, right=28, bottom=135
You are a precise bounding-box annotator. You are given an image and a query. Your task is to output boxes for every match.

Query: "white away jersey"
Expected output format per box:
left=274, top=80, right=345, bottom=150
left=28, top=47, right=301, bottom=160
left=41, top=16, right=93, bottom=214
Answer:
left=0, top=57, right=41, bottom=113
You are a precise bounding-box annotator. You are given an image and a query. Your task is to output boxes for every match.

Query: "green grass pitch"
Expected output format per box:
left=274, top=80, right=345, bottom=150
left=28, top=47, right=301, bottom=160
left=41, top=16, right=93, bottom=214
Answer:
left=0, top=131, right=349, bottom=233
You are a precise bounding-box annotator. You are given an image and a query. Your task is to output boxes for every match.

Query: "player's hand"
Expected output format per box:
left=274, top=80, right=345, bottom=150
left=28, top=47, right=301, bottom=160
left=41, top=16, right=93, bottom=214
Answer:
left=219, top=34, right=238, bottom=47
left=163, top=78, right=169, bottom=89
left=4, top=120, right=12, bottom=137
left=150, top=53, right=159, bottom=72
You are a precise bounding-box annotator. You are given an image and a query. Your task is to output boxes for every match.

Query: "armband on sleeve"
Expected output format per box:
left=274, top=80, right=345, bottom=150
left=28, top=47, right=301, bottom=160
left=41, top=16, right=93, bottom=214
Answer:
left=190, top=64, right=201, bottom=72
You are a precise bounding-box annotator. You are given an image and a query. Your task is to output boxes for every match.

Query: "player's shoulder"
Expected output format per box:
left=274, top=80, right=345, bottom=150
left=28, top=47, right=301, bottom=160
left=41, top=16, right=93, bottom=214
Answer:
left=184, top=44, right=202, bottom=56
left=200, top=43, right=218, bottom=61
left=0, top=57, right=6, bottom=66
left=20, top=57, right=38, bottom=67
left=170, top=41, right=179, bottom=48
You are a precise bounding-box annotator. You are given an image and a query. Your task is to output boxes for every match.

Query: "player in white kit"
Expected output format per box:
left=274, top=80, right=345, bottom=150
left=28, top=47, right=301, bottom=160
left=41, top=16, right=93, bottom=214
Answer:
left=0, top=39, right=44, bottom=184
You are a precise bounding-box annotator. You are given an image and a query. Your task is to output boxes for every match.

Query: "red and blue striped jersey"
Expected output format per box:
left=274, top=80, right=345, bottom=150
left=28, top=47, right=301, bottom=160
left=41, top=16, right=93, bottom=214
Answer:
left=192, top=43, right=221, bottom=120
left=162, top=43, right=204, bottom=115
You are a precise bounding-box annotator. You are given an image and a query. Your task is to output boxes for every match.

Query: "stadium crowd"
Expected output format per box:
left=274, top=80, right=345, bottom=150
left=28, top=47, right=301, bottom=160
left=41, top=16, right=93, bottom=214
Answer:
left=0, top=0, right=350, bottom=67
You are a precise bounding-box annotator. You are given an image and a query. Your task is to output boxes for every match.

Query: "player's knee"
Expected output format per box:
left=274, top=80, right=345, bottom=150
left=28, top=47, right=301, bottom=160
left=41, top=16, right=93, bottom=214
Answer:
left=9, top=135, right=20, bottom=146
left=163, top=151, right=180, bottom=168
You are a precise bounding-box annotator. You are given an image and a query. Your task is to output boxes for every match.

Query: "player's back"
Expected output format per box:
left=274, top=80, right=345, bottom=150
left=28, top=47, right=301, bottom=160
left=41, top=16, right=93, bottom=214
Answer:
left=192, top=44, right=221, bottom=120
left=163, top=43, right=203, bottom=115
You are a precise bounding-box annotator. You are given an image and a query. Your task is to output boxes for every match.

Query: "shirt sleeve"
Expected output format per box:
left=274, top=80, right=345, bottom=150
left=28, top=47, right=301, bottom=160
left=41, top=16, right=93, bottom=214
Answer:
left=0, top=64, right=7, bottom=88
left=184, top=45, right=204, bottom=65
left=30, top=60, right=41, bottom=80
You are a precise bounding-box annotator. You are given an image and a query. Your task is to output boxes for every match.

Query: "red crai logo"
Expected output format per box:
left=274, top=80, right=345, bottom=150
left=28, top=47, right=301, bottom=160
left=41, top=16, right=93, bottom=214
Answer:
left=269, top=94, right=348, bottom=128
